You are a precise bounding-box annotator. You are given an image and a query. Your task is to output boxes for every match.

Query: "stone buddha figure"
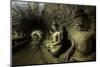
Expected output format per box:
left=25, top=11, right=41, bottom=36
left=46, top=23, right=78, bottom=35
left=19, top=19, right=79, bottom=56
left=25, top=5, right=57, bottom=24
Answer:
left=66, top=9, right=96, bottom=62
left=46, top=23, right=63, bottom=57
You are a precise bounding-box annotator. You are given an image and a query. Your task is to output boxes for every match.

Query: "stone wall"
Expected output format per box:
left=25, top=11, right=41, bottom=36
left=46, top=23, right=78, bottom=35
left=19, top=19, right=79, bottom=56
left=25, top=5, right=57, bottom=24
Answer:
left=12, top=2, right=96, bottom=36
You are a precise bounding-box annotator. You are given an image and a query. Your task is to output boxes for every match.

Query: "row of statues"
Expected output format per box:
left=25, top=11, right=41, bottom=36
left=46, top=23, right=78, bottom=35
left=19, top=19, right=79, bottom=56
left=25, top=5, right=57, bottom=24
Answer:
left=30, top=9, right=96, bottom=63
left=12, top=9, right=96, bottom=65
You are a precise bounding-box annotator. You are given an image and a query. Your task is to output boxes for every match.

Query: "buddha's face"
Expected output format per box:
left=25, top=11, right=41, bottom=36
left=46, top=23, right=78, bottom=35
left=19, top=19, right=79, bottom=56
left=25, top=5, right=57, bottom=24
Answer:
left=51, top=25, right=56, bottom=32
left=32, top=34, right=39, bottom=42
left=74, top=17, right=88, bottom=31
